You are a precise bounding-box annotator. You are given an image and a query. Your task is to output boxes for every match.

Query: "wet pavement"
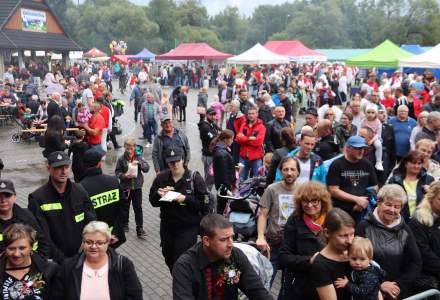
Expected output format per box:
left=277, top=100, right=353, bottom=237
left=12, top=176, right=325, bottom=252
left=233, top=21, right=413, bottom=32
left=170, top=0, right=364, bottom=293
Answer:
left=0, top=83, right=282, bottom=299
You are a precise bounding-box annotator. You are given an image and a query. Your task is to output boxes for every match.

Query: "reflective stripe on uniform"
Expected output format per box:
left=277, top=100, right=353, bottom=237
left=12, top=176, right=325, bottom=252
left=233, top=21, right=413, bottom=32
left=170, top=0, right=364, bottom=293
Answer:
left=75, top=213, right=85, bottom=223
left=0, top=234, right=3, bottom=241
left=90, top=189, right=120, bottom=209
left=40, top=203, right=62, bottom=211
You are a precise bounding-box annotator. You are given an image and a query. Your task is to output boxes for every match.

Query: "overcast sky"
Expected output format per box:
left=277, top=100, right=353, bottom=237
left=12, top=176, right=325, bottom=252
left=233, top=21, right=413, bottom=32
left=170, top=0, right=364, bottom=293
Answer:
left=127, top=0, right=293, bottom=16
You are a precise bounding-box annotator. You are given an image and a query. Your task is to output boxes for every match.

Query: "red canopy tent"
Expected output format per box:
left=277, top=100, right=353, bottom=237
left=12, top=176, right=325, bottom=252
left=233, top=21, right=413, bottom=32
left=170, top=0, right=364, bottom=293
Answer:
left=83, top=47, right=108, bottom=58
left=264, top=40, right=326, bottom=62
left=156, top=43, right=232, bottom=60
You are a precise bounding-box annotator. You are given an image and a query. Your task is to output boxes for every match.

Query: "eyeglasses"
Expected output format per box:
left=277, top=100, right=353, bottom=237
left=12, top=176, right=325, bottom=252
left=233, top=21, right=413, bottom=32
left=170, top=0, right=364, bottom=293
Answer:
left=302, top=199, right=320, bottom=206
left=83, top=240, right=108, bottom=247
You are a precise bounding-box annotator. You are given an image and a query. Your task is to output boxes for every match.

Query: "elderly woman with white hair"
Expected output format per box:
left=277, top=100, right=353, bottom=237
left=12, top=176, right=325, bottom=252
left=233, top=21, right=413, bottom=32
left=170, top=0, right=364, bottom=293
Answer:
left=410, top=181, right=440, bottom=287
left=356, top=184, right=422, bottom=299
left=52, top=221, right=142, bottom=300
left=410, top=111, right=429, bottom=150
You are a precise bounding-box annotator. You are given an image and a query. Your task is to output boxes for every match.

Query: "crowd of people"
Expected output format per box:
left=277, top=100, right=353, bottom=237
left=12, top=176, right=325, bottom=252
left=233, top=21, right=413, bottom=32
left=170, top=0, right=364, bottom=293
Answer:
left=2, top=59, right=440, bottom=300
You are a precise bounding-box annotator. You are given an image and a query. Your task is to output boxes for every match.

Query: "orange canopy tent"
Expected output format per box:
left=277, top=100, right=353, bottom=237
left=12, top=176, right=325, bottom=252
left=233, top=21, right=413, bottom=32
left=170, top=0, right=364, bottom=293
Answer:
left=83, top=47, right=108, bottom=58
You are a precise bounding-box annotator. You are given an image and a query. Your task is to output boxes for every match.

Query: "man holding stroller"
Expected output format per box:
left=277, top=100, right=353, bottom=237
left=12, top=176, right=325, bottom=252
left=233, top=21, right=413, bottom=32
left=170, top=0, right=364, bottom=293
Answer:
left=256, top=156, right=300, bottom=285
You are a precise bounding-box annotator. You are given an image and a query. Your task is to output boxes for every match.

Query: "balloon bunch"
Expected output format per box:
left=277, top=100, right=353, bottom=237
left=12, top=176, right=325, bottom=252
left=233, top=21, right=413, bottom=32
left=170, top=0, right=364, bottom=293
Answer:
left=109, top=40, right=127, bottom=55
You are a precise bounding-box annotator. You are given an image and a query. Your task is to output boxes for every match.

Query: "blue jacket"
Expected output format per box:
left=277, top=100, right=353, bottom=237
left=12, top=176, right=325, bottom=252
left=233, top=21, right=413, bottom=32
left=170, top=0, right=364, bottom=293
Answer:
left=274, top=147, right=326, bottom=184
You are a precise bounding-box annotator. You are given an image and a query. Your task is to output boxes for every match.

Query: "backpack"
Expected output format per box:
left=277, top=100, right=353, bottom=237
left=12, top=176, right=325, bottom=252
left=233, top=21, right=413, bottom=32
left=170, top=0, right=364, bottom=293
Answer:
left=189, top=171, right=216, bottom=215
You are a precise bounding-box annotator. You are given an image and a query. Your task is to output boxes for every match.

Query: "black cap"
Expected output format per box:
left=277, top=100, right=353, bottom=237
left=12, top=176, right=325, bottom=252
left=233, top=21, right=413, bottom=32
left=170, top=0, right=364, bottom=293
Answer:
left=83, top=149, right=104, bottom=168
left=305, top=107, right=318, bottom=117
left=206, top=107, right=216, bottom=115
left=165, top=147, right=183, bottom=163
left=47, top=151, right=71, bottom=168
left=0, top=179, right=15, bottom=195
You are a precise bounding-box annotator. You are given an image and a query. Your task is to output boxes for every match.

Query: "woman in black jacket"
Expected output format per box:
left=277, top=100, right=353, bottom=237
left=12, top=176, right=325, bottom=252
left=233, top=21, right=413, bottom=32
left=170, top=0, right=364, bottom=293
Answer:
left=42, top=114, right=68, bottom=158
left=266, top=127, right=296, bottom=186
left=387, top=150, right=434, bottom=221
left=177, top=86, right=188, bottom=122
left=278, top=182, right=332, bottom=300
left=410, top=181, right=440, bottom=286
left=52, top=221, right=142, bottom=300
left=0, top=223, right=58, bottom=300
left=357, top=184, right=422, bottom=299
left=212, top=129, right=235, bottom=213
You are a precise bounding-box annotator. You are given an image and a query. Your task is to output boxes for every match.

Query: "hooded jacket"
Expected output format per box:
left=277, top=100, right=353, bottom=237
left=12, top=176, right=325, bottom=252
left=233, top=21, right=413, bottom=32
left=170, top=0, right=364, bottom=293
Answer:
left=356, top=213, right=421, bottom=289
left=236, top=118, right=266, bottom=161
left=198, top=119, right=220, bottom=156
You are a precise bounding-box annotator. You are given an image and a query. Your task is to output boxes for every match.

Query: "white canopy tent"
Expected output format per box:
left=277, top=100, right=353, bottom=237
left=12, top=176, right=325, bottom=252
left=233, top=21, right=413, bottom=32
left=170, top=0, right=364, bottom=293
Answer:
left=399, top=44, right=440, bottom=68
left=227, top=43, right=289, bottom=65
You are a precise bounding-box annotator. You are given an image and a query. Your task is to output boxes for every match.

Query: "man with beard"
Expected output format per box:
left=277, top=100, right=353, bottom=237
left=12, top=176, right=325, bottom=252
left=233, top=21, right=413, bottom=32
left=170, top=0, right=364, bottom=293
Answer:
left=172, top=214, right=272, bottom=300
left=256, top=157, right=300, bottom=285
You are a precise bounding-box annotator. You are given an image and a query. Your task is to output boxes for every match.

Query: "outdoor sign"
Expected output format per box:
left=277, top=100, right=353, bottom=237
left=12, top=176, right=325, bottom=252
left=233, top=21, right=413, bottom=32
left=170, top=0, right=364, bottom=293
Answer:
left=21, top=8, right=47, bottom=32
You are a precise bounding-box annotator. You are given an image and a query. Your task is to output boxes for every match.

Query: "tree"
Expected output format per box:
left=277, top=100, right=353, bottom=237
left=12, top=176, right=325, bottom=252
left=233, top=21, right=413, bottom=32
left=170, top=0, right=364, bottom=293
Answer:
left=177, top=0, right=209, bottom=27
left=146, top=0, right=178, bottom=51
left=66, top=0, right=160, bottom=54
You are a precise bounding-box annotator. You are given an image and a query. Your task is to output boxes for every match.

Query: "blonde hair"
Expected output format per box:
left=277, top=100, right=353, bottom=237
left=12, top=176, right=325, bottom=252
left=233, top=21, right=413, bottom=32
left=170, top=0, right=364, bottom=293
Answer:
left=124, top=137, right=136, bottom=146
left=414, top=181, right=440, bottom=227
left=82, top=221, right=111, bottom=241
left=349, top=236, right=373, bottom=260
left=415, top=139, right=435, bottom=150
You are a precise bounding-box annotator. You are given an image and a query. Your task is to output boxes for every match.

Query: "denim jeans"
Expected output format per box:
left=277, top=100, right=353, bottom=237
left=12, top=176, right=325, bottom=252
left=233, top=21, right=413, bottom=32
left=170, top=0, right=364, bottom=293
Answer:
left=142, top=119, right=157, bottom=143
left=239, top=158, right=262, bottom=181
left=270, top=243, right=280, bottom=288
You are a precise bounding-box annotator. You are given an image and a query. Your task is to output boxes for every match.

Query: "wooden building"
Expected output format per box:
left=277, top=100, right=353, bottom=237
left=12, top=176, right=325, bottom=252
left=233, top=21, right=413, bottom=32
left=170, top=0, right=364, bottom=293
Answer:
left=0, top=0, right=82, bottom=74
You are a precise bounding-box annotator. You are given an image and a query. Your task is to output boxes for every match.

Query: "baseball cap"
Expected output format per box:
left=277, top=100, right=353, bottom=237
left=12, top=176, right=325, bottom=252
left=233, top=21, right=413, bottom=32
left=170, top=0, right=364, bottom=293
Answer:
left=83, top=149, right=104, bottom=168
left=47, top=151, right=71, bottom=167
left=0, top=179, right=15, bottom=195
left=206, top=107, right=216, bottom=115
left=346, top=136, right=367, bottom=148
left=161, top=114, right=172, bottom=123
left=305, top=107, right=318, bottom=117
left=165, top=147, right=183, bottom=163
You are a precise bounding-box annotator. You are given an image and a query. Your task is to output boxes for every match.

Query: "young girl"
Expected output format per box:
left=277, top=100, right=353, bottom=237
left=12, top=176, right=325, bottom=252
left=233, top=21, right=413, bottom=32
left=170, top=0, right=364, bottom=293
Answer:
left=209, top=95, right=225, bottom=128
left=160, top=90, right=172, bottom=118
left=76, top=102, right=91, bottom=124
left=360, top=104, right=383, bottom=171
left=335, top=237, right=385, bottom=300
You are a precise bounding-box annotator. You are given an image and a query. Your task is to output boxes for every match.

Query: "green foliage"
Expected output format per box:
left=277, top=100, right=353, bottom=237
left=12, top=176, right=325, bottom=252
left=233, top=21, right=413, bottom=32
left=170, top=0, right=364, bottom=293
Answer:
left=58, top=0, right=440, bottom=55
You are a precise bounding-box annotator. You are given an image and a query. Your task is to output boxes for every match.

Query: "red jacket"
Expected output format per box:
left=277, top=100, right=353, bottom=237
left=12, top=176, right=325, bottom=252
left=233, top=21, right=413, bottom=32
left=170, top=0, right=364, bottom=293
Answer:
left=236, top=118, right=266, bottom=160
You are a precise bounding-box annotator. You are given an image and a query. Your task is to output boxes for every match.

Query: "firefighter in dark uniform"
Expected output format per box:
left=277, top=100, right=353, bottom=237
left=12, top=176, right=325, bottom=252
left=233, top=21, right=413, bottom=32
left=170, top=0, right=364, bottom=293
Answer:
left=0, top=179, right=51, bottom=257
left=28, top=151, right=96, bottom=263
left=79, top=149, right=126, bottom=248
left=149, top=147, right=208, bottom=273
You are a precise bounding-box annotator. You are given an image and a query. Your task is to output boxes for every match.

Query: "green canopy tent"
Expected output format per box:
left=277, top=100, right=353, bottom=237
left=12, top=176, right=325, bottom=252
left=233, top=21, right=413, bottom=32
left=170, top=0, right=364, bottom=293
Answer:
left=346, top=40, right=413, bottom=68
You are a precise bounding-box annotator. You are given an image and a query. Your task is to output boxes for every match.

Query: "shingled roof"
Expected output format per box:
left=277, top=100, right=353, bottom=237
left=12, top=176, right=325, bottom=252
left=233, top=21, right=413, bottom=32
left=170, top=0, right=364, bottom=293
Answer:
left=0, top=0, right=82, bottom=51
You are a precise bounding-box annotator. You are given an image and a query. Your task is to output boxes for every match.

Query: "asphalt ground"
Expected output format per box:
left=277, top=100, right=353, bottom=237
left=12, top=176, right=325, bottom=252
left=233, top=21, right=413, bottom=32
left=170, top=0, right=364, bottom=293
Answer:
left=0, top=83, right=287, bottom=299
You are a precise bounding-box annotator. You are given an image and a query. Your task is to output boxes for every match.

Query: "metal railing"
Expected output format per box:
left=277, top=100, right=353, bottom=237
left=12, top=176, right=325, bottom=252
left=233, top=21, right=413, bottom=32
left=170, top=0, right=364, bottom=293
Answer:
left=404, top=289, right=440, bottom=300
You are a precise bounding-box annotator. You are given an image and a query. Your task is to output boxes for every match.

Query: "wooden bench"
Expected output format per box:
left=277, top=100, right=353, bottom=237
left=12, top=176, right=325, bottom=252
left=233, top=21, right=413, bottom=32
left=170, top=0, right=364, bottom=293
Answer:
left=21, top=127, right=80, bottom=133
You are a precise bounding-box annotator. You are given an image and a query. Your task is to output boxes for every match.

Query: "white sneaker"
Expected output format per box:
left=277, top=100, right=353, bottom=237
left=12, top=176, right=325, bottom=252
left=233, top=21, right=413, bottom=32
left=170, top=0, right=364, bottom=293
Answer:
left=375, top=161, right=384, bottom=171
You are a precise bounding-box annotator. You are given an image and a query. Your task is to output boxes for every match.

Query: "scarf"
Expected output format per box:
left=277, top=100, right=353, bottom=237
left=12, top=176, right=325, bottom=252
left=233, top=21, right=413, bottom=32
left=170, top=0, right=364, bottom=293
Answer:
left=303, top=213, right=326, bottom=235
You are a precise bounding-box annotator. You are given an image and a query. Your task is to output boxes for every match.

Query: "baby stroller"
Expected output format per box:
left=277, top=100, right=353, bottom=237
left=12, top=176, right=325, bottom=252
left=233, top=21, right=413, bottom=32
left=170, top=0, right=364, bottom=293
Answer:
left=234, top=242, right=273, bottom=299
left=217, top=177, right=266, bottom=242
left=10, top=117, right=35, bottom=143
